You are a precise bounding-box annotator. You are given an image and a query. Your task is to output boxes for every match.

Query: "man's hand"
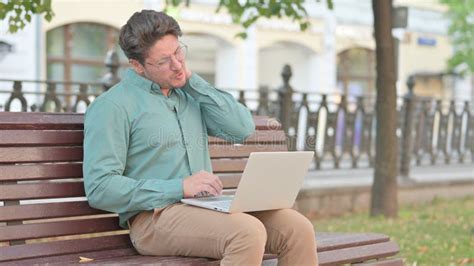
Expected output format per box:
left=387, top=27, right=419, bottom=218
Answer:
left=183, top=170, right=223, bottom=198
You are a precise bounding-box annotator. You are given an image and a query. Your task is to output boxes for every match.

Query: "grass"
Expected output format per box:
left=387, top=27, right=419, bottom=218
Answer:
left=313, top=197, right=474, bottom=265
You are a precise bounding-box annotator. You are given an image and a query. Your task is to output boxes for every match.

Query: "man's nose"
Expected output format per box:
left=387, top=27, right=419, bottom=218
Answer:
left=170, top=56, right=183, bottom=70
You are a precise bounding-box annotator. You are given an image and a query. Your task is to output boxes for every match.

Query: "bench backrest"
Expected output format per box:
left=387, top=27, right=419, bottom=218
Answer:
left=0, top=112, right=286, bottom=263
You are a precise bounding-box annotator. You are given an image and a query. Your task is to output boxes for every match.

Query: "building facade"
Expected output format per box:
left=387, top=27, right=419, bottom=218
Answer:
left=0, top=0, right=471, bottom=105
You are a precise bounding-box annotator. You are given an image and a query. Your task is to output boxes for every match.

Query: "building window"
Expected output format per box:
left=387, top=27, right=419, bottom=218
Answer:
left=337, top=48, right=375, bottom=96
left=46, top=22, right=128, bottom=89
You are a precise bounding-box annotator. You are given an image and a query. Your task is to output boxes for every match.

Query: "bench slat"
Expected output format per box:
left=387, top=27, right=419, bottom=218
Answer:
left=219, top=174, right=242, bottom=188
left=0, top=130, right=84, bottom=146
left=316, top=232, right=390, bottom=252
left=208, top=130, right=286, bottom=144
left=0, top=182, right=85, bottom=200
left=253, top=116, right=281, bottom=130
left=209, top=144, right=287, bottom=158
left=88, top=254, right=220, bottom=264
left=0, top=234, right=131, bottom=262
left=0, top=217, right=122, bottom=242
left=212, top=159, right=247, bottom=173
left=318, top=241, right=400, bottom=266
left=353, top=258, right=404, bottom=266
left=0, top=201, right=107, bottom=222
left=0, top=163, right=83, bottom=181
left=0, top=144, right=285, bottom=163
left=0, top=174, right=241, bottom=202
left=0, top=147, right=83, bottom=163
left=0, top=162, right=239, bottom=182
left=0, top=112, right=83, bottom=130
left=0, top=130, right=286, bottom=147
left=0, top=113, right=276, bottom=130
left=0, top=247, right=138, bottom=266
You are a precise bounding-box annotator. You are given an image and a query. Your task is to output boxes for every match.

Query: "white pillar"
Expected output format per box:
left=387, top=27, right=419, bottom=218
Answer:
left=215, top=42, right=238, bottom=89
left=454, top=73, right=474, bottom=101
left=308, top=54, right=321, bottom=92
left=239, top=26, right=258, bottom=90
left=318, top=6, right=337, bottom=93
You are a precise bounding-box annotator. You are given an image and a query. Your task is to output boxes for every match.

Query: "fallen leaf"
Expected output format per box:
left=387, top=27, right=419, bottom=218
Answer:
left=79, top=256, right=94, bottom=263
left=417, top=246, right=429, bottom=253
left=458, top=258, right=474, bottom=265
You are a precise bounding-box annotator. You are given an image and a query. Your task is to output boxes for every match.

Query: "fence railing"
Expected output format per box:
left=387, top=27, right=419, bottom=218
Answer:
left=0, top=79, right=104, bottom=113
left=1, top=59, right=472, bottom=174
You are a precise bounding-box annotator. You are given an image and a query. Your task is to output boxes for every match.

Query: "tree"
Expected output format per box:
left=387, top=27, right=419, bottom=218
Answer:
left=439, top=0, right=474, bottom=74
left=0, top=0, right=54, bottom=33
left=370, top=0, right=398, bottom=218
left=2, top=0, right=400, bottom=218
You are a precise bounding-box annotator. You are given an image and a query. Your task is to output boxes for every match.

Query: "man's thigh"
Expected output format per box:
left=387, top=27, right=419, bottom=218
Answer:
left=249, top=209, right=316, bottom=254
left=129, top=203, right=264, bottom=258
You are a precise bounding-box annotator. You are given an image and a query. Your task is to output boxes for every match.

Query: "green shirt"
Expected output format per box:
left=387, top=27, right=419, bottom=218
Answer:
left=83, top=69, right=255, bottom=228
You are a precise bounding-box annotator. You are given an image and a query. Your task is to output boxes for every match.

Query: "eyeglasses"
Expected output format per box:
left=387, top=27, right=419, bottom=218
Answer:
left=146, top=42, right=188, bottom=70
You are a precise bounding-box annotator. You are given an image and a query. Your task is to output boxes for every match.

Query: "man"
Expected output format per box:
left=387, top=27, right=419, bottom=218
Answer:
left=83, top=10, right=318, bottom=265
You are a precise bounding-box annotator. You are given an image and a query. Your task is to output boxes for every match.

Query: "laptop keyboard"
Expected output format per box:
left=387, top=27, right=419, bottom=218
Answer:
left=194, top=196, right=233, bottom=210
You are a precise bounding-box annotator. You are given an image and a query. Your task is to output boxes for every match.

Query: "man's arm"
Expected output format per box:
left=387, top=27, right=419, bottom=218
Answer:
left=181, top=73, right=255, bottom=143
left=83, top=99, right=183, bottom=213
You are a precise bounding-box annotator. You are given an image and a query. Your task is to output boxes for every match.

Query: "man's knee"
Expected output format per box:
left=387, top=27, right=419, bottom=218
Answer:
left=226, top=214, right=267, bottom=252
left=277, top=209, right=316, bottom=241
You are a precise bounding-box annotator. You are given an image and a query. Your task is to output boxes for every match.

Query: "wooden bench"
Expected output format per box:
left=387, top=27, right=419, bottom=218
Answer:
left=0, top=112, right=401, bottom=265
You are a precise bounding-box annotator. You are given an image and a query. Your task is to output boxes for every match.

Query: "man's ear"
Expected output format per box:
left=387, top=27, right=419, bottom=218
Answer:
left=130, top=59, right=145, bottom=75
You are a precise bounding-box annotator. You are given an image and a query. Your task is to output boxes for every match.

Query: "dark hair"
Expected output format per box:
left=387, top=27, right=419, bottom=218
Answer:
left=119, top=10, right=182, bottom=64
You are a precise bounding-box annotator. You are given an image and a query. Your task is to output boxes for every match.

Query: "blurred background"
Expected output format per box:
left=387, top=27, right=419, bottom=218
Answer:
left=0, top=0, right=472, bottom=109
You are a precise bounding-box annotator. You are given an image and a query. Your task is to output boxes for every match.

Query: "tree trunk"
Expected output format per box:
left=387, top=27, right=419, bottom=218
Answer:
left=370, top=0, right=398, bottom=217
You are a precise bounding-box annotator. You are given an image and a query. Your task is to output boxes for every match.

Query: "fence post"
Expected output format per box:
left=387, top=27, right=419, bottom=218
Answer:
left=257, top=85, right=269, bottom=116
left=5, top=81, right=27, bottom=112
left=400, top=75, right=416, bottom=179
left=101, top=50, right=121, bottom=91
left=277, top=64, right=294, bottom=134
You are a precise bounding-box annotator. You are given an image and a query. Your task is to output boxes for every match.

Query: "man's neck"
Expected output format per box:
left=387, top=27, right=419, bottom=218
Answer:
left=161, top=88, right=170, bottom=97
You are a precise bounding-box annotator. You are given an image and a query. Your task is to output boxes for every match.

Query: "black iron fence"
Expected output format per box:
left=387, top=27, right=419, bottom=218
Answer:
left=0, top=79, right=103, bottom=113
left=1, top=60, right=472, bottom=174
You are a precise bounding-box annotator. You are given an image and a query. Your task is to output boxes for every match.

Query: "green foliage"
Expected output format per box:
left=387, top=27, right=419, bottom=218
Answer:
left=313, top=197, right=474, bottom=265
left=3, top=0, right=335, bottom=36
left=165, top=0, right=333, bottom=38
left=0, top=0, right=54, bottom=33
left=439, top=0, right=474, bottom=74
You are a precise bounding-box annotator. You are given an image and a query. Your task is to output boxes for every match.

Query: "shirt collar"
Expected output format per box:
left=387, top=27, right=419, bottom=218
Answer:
left=123, top=68, right=164, bottom=95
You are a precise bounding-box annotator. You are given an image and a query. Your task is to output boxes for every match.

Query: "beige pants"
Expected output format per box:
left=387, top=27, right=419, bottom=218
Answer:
left=129, top=203, right=318, bottom=265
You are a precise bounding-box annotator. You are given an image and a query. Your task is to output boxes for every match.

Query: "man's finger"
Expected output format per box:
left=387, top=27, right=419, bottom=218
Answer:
left=205, top=180, right=221, bottom=195
left=206, top=174, right=223, bottom=189
left=203, top=184, right=219, bottom=196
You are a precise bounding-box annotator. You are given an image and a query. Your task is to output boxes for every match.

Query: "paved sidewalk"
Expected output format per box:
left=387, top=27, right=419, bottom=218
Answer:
left=303, top=163, right=474, bottom=189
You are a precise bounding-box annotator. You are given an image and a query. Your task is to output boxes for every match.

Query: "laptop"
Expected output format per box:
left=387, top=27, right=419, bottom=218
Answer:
left=181, top=151, right=314, bottom=213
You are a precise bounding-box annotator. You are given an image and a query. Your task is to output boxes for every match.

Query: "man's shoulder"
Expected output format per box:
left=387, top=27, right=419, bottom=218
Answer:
left=99, top=82, right=132, bottom=102
left=89, top=81, right=139, bottom=109
left=85, top=83, right=133, bottom=118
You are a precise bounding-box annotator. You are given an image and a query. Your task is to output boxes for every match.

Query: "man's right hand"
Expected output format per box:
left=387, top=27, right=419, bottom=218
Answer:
left=183, top=170, right=223, bottom=198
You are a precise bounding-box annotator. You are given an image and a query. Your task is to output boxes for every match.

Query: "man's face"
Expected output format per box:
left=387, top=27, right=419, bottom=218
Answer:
left=134, top=34, right=188, bottom=91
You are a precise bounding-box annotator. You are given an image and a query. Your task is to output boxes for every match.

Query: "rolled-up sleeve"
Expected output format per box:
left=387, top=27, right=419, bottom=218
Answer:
left=83, top=98, right=183, bottom=214
left=181, top=73, right=255, bottom=143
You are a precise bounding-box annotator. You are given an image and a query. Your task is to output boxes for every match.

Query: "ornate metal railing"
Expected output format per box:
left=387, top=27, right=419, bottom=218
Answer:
left=1, top=63, right=472, bottom=173
left=0, top=79, right=103, bottom=113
